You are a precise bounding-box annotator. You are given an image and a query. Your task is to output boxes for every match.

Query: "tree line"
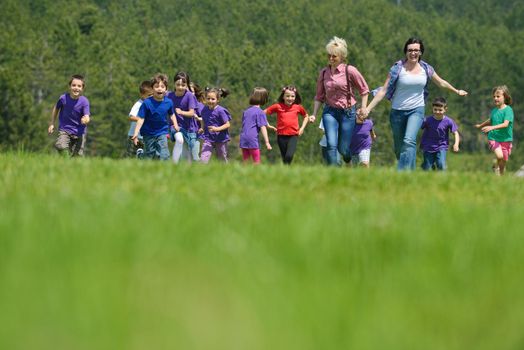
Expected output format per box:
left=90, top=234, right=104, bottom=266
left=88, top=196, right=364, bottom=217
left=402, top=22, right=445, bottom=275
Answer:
left=0, top=0, right=522, bottom=166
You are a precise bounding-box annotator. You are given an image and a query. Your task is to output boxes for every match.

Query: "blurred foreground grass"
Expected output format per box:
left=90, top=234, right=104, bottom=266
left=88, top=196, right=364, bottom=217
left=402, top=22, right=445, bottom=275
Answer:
left=1, top=154, right=523, bottom=350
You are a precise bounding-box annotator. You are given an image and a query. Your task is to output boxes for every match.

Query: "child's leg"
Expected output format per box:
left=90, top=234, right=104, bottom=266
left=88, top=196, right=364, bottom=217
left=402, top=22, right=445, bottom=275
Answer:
left=435, top=150, right=447, bottom=171
left=215, top=142, right=228, bottom=163
left=283, top=136, right=298, bottom=164
left=277, top=135, right=288, bottom=163
left=157, top=135, right=170, bottom=161
left=191, top=140, right=201, bottom=162
left=54, top=131, right=71, bottom=156
left=421, top=151, right=436, bottom=171
left=71, top=134, right=86, bottom=157
left=143, top=135, right=157, bottom=159
left=172, top=132, right=184, bottom=163
left=242, top=148, right=251, bottom=162
left=251, top=148, right=261, bottom=164
left=200, top=140, right=213, bottom=164
left=358, top=149, right=371, bottom=168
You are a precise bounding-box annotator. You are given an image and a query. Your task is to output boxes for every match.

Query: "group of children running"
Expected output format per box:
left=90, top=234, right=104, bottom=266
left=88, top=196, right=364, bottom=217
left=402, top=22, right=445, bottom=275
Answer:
left=48, top=73, right=515, bottom=174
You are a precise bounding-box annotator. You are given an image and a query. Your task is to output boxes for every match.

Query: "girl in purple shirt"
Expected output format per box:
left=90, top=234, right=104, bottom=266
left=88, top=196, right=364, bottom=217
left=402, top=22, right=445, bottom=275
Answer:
left=166, top=72, right=200, bottom=163
left=239, top=87, right=272, bottom=164
left=200, top=87, right=232, bottom=164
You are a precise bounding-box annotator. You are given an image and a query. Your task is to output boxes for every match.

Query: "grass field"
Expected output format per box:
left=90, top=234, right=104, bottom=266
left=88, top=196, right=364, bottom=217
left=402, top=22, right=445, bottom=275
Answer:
left=1, top=153, right=524, bottom=350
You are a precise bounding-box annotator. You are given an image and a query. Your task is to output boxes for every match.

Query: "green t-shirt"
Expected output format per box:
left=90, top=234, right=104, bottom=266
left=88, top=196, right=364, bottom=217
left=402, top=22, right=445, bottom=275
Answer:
left=488, top=105, right=514, bottom=142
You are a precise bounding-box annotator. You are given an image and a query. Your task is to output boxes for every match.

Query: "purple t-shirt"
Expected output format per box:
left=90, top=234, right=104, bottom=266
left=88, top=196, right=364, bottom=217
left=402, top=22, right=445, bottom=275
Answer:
left=56, top=94, right=90, bottom=136
left=166, top=90, right=198, bottom=132
left=239, top=106, right=268, bottom=149
left=201, top=105, right=231, bottom=143
left=195, top=101, right=205, bottom=118
left=137, top=96, right=174, bottom=137
left=350, top=119, right=374, bottom=154
left=420, top=115, right=458, bottom=152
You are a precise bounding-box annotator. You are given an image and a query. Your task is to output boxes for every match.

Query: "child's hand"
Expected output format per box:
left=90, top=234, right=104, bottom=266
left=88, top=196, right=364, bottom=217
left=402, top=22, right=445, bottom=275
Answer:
left=298, top=128, right=305, bottom=136
left=356, top=116, right=364, bottom=124
left=198, top=128, right=204, bottom=134
left=173, top=125, right=180, bottom=132
left=48, top=125, right=54, bottom=135
left=208, top=126, right=218, bottom=132
left=175, top=108, right=183, bottom=115
left=81, top=116, right=90, bottom=125
left=474, top=124, right=481, bottom=129
left=131, top=135, right=139, bottom=146
left=481, top=126, right=492, bottom=133
left=268, top=125, right=277, bottom=132
left=453, top=144, right=459, bottom=152
left=195, top=116, right=203, bottom=122
left=266, top=141, right=272, bottom=150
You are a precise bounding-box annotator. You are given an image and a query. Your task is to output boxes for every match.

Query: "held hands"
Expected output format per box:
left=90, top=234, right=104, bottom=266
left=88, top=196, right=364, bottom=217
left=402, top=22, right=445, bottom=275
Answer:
left=308, top=115, right=316, bottom=123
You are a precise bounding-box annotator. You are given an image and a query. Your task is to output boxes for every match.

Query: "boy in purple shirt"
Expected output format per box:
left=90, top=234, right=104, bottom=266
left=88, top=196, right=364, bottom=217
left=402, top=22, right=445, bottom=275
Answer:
left=239, top=87, right=272, bottom=164
left=132, top=74, right=179, bottom=161
left=420, top=97, right=460, bottom=171
left=48, top=74, right=91, bottom=157
left=350, top=119, right=376, bottom=167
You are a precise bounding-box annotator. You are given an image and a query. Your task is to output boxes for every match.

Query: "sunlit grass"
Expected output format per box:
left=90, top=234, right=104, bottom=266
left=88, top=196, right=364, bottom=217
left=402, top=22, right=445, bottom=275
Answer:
left=1, top=154, right=523, bottom=350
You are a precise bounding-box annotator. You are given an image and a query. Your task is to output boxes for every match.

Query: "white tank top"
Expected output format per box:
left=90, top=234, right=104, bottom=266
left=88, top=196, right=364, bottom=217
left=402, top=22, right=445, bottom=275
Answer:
left=391, top=67, right=426, bottom=110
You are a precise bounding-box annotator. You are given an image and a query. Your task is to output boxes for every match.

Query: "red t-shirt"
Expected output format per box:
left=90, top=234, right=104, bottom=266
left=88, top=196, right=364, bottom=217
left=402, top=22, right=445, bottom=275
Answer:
left=265, top=103, right=307, bottom=136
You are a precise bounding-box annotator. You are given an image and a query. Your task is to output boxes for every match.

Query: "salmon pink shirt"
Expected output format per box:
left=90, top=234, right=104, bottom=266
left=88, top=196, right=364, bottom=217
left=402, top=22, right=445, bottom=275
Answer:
left=315, top=63, right=369, bottom=109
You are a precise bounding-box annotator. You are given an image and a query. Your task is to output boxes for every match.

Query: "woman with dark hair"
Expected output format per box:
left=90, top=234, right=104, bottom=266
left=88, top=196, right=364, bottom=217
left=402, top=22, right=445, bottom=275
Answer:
left=359, top=37, right=468, bottom=170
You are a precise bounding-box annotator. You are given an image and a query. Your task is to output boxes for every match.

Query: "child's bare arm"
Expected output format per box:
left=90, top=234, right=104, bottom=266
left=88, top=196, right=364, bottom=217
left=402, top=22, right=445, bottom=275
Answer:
left=170, top=114, right=180, bottom=132
left=452, top=131, right=460, bottom=152
left=299, top=114, right=309, bottom=136
left=481, top=119, right=509, bottom=133
left=48, top=106, right=59, bottom=134
left=260, top=126, right=272, bottom=150
left=131, top=118, right=145, bottom=145
left=208, top=121, right=230, bottom=132
left=475, top=118, right=491, bottom=129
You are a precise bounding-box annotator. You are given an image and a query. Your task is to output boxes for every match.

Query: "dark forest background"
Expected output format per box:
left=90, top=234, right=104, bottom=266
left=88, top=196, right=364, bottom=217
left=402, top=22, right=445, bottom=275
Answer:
left=1, top=0, right=522, bottom=165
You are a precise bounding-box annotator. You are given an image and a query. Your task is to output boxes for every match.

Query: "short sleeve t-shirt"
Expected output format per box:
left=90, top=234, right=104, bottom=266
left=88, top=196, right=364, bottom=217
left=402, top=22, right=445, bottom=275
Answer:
left=137, top=96, right=174, bottom=137
left=265, top=103, right=306, bottom=136
left=128, top=99, right=143, bottom=137
left=239, top=106, right=269, bottom=149
left=391, top=68, right=427, bottom=110
left=166, top=90, right=199, bottom=132
left=488, top=105, right=514, bottom=142
left=350, top=119, right=374, bottom=155
left=420, top=115, right=458, bottom=152
left=201, top=105, right=232, bottom=143
left=56, top=94, right=90, bottom=136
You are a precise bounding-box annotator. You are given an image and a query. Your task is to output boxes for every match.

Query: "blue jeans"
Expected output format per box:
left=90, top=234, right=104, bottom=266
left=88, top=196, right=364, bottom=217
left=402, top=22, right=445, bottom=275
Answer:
left=143, top=134, right=170, bottom=160
left=390, top=107, right=425, bottom=171
left=322, top=105, right=356, bottom=165
left=422, top=150, right=447, bottom=171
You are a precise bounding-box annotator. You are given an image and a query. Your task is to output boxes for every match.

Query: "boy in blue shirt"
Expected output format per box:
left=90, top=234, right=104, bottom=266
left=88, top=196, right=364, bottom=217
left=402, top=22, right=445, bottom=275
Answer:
left=132, top=74, right=180, bottom=160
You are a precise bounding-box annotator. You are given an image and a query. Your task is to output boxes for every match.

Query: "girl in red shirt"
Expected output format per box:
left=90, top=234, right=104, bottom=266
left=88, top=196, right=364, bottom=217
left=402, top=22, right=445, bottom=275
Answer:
left=265, top=86, right=309, bottom=164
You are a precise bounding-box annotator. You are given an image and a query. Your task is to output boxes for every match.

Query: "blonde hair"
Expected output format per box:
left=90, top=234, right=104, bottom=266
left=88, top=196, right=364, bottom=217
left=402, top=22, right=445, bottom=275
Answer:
left=325, top=36, right=348, bottom=59
left=492, top=85, right=512, bottom=105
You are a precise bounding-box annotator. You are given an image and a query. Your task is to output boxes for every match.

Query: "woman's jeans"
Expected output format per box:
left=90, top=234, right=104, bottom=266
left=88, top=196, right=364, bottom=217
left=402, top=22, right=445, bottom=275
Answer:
left=389, top=106, right=425, bottom=171
left=322, top=105, right=356, bottom=165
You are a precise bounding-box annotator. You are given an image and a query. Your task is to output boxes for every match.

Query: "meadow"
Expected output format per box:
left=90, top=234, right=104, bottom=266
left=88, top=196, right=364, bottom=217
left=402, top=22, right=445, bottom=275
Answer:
left=1, top=153, right=524, bottom=350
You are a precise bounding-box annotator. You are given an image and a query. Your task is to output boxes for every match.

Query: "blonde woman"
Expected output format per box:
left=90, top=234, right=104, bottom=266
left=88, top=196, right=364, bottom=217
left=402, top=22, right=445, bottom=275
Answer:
left=310, top=36, right=370, bottom=166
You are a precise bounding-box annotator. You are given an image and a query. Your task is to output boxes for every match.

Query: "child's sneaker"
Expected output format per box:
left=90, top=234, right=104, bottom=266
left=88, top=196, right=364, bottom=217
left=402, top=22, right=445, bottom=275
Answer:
left=136, top=148, right=144, bottom=159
